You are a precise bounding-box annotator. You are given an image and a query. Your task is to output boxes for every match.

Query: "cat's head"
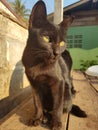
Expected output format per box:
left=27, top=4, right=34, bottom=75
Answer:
left=27, top=0, right=73, bottom=65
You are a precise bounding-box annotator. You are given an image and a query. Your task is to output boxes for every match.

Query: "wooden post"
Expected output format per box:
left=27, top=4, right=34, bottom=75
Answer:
left=54, top=0, right=63, bottom=24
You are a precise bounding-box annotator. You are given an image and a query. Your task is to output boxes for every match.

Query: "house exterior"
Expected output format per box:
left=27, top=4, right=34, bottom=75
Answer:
left=48, top=0, right=98, bottom=69
left=64, top=0, right=98, bottom=50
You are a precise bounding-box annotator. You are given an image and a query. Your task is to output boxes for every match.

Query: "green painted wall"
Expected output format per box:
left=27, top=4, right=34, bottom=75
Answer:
left=66, top=25, right=98, bottom=69
left=67, top=26, right=98, bottom=49
left=68, top=48, right=98, bottom=69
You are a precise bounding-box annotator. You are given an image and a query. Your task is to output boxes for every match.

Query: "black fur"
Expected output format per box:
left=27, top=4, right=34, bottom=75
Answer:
left=22, top=1, right=86, bottom=130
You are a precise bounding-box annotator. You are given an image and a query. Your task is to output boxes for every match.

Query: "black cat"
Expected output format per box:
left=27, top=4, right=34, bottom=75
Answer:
left=22, top=1, right=86, bottom=130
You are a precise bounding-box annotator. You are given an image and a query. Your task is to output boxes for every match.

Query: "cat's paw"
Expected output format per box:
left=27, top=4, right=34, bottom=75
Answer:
left=26, top=115, right=43, bottom=126
left=52, top=121, right=62, bottom=130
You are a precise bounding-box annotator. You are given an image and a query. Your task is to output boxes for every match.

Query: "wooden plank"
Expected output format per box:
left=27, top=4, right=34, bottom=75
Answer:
left=68, top=71, right=98, bottom=130
left=0, top=96, right=68, bottom=130
left=92, top=83, right=98, bottom=91
left=84, top=73, right=98, bottom=92
left=0, top=71, right=98, bottom=130
left=88, top=77, right=98, bottom=92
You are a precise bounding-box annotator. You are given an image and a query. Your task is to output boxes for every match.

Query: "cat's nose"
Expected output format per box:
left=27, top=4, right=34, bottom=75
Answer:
left=53, top=51, right=59, bottom=56
left=54, top=48, right=60, bottom=55
left=52, top=50, right=60, bottom=60
left=50, top=51, right=57, bottom=60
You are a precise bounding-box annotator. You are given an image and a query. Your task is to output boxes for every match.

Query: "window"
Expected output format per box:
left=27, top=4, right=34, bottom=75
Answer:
left=67, top=35, right=83, bottom=48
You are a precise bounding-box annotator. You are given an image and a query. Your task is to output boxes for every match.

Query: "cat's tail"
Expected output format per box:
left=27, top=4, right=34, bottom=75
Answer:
left=70, top=104, right=87, bottom=118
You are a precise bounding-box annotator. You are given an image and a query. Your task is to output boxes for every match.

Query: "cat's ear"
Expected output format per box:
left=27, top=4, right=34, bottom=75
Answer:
left=29, top=0, right=47, bottom=28
left=59, top=15, right=74, bottom=35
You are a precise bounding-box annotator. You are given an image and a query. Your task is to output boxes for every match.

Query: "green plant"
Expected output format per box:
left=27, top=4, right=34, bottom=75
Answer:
left=80, top=59, right=98, bottom=71
left=8, top=0, right=30, bottom=20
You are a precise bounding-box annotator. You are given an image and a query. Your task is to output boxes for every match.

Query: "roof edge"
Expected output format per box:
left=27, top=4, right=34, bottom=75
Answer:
left=63, top=0, right=89, bottom=12
left=48, top=0, right=90, bottom=19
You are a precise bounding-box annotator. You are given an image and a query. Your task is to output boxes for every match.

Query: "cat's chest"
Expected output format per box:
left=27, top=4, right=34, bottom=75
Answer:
left=26, top=59, right=64, bottom=81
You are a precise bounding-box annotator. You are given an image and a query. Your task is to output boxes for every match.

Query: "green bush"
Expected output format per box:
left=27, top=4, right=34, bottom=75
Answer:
left=80, top=58, right=98, bottom=71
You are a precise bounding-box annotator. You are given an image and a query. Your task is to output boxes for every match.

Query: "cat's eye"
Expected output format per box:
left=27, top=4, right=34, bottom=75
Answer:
left=42, top=36, right=50, bottom=43
left=60, top=41, right=65, bottom=47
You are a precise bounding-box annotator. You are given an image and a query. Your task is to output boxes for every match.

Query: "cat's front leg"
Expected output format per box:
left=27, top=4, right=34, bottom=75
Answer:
left=50, top=80, right=64, bottom=130
left=33, top=92, right=43, bottom=126
left=27, top=91, right=43, bottom=126
left=25, top=74, right=43, bottom=126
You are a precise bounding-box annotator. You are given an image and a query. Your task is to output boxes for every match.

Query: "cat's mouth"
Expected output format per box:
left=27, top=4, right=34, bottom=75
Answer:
left=48, top=52, right=60, bottom=64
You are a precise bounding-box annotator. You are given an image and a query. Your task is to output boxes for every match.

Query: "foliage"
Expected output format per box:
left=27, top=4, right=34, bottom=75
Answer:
left=80, top=57, right=98, bottom=71
left=7, top=0, right=30, bottom=21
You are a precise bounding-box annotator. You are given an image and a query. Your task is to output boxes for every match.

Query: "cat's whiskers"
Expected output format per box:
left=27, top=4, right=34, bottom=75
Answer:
left=31, top=49, right=49, bottom=55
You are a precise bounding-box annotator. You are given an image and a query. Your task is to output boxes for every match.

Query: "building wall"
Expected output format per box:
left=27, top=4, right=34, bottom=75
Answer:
left=67, top=25, right=98, bottom=69
left=71, top=10, right=98, bottom=26
left=0, top=2, right=31, bottom=118
left=66, top=9, right=98, bottom=69
left=67, top=25, right=98, bottom=49
left=0, top=1, right=16, bottom=18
